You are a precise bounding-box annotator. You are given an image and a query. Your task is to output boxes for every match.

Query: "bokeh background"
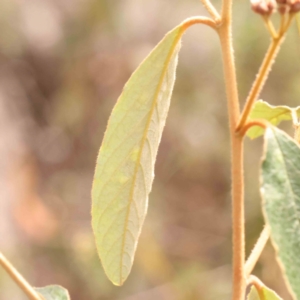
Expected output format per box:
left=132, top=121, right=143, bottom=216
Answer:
left=0, top=0, right=299, bottom=299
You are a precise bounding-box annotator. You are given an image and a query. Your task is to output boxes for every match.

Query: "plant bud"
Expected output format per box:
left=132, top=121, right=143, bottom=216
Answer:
left=276, top=0, right=288, bottom=5
left=251, top=0, right=276, bottom=14
left=278, top=3, right=290, bottom=13
left=290, top=0, right=300, bottom=12
left=267, top=0, right=277, bottom=11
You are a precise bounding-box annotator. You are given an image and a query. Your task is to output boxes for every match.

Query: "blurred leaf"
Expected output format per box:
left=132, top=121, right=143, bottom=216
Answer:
left=35, top=285, right=70, bottom=300
left=247, top=284, right=282, bottom=300
left=92, top=24, right=185, bottom=285
left=247, top=100, right=294, bottom=139
left=261, top=126, right=300, bottom=299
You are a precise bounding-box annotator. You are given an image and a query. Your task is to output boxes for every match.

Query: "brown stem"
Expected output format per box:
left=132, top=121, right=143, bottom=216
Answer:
left=283, top=13, right=296, bottom=32
left=221, top=0, right=232, bottom=22
left=262, top=16, right=277, bottom=39
left=218, top=21, right=245, bottom=300
left=219, top=0, right=246, bottom=298
left=279, top=13, right=287, bottom=35
left=0, top=252, right=42, bottom=300
left=236, top=14, right=295, bottom=133
left=183, top=12, right=245, bottom=298
left=199, top=0, right=221, bottom=23
left=236, top=37, right=284, bottom=133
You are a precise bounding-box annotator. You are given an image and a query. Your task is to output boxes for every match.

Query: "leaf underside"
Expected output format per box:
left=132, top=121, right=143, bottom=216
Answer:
left=35, top=285, right=70, bottom=300
left=92, top=25, right=185, bottom=285
left=261, top=126, right=300, bottom=299
left=247, top=100, right=294, bottom=139
left=247, top=285, right=282, bottom=300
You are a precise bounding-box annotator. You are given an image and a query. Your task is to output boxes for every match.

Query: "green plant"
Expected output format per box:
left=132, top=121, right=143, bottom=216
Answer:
left=90, top=1, right=300, bottom=300
left=1, top=1, right=300, bottom=300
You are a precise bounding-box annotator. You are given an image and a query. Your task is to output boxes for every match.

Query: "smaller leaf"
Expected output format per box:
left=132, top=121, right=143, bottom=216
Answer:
left=247, top=100, right=294, bottom=139
left=35, top=285, right=70, bottom=300
left=247, top=284, right=282, bottom=300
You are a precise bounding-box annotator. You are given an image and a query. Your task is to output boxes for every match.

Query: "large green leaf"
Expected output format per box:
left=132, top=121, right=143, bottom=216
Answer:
left=247, top=100, right=295, bottom=139
left=261, top=126, right=300, bottom=299
left=247, top=285, right=282, bottom=300
left=92, top=24, right=186, bottom=285
left=35, top=285, right=70, bottom=300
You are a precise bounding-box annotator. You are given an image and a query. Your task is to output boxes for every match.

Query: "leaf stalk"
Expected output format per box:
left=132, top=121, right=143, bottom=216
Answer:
left=199, top=0, right=221, bottom=23
left=181, top=16, right=218, bottom=31
left=238, top=119, right=268, bottom=137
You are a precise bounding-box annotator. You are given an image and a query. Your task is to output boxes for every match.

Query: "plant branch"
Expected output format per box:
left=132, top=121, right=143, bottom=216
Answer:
left=199, top=0, right=221, bottom=23
left=236, top=15, right=295, bottom=133
left=262, top=16, right=278, bottom=39
left=245, top=226, right=270, bottom=277
left=217, top=13, right=245, bottom=300
left=279, top=13, right=287, bottom=35
left=283, top=13, right=296, bottom=32
left=0, top=252, right=42, bottom=300
left=221, top=0, right=233, bottom=22
left=236, top=38, right=283, bottom=132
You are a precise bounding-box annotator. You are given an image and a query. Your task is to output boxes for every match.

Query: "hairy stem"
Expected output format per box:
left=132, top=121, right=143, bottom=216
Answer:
left=279, top=14, right=287, bottom=35
left=199, top=0, right=221, bottom=22
left=236, top=14, right=295, bottom=133
left=217, top=20, right=245, bottom=300
left=236, top=37, right=284, bottom=132
left=245, top=226, right=270, bottom=277
left=183, top=13, right=245, bottom=299
left=0, top=252, right=42, bottom=300
left=262, top=16, right=277, bottom=39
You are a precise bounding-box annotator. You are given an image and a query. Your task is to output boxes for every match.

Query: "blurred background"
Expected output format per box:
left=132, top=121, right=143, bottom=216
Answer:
left=0, top=0, right=299, bottom=299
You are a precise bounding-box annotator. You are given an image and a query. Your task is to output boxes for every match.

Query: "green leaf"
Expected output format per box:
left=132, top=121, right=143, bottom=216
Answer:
left=247, top=100, right=294, bottom=139
left=35, top=285, right=70, bottom=300
left=92, top=24, right=186, bottom=285
left=247, top=284, right=282, bottom=300
left=261, top=126, right=300, bottom=299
